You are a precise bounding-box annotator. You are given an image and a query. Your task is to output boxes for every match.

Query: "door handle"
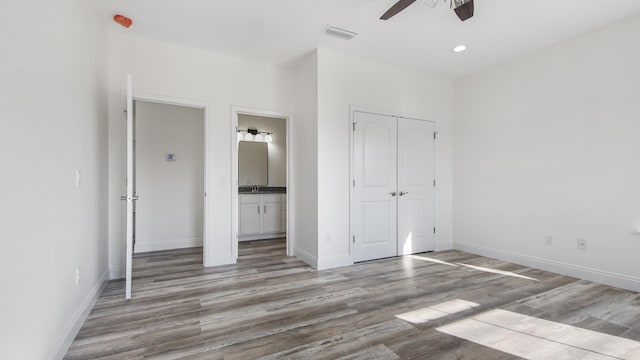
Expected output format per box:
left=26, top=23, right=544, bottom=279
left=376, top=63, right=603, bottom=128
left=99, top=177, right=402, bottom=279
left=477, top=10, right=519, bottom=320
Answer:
left=389, top=192, right=397, bottom=197
left=264, top=205, right=267, bottom=213
left=258, top=204, right=260, bottom=214
left=399, top=192, right=408, bottom=196
left=120, top=195, right=139, bottom=201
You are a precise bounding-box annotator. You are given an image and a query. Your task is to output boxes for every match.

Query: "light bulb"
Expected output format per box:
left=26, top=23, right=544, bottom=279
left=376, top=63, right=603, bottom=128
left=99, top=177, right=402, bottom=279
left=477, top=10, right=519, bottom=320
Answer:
left=254, top=133, right=263, bottom=142
left=264, top=134, right=273, bottom=142
left=244, top=133, right=254, bottom=141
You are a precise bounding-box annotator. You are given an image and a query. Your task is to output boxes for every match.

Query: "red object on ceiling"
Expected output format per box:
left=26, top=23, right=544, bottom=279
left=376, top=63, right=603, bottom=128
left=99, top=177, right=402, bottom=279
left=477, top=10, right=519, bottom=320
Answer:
left=114, top=14, right=133, bottom=28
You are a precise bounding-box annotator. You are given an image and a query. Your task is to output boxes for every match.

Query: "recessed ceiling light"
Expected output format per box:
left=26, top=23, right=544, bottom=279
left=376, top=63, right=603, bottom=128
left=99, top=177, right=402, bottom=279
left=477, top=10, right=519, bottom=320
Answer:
left=452, top=44, right=467, bottom=53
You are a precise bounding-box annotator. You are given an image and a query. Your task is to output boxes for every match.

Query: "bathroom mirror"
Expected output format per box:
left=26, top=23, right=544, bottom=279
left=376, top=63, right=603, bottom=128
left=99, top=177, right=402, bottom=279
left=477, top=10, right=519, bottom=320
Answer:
left=238, top=141, right=268, bottom=185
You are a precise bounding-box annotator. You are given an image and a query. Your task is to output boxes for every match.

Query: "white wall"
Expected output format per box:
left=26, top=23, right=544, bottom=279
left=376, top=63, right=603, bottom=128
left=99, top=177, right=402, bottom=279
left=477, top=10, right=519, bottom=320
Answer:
left=238, top=114, right=287, bottom=187
left=316, top=49, right=454, bottom=269
left=292, top=51, right=320, bottom=266
left=135, top=101, right=204, bottom=252
left=0, top=0, right=108, bottom=359
left=453, top=14, right=640, bottom=291
left=108, top=32, right=295, bottom=275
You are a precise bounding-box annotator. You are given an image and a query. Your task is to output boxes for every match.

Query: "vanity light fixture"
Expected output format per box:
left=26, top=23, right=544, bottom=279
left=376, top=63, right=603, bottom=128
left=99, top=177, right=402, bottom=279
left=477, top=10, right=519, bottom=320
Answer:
left=237, top=128, right=274, bottom=143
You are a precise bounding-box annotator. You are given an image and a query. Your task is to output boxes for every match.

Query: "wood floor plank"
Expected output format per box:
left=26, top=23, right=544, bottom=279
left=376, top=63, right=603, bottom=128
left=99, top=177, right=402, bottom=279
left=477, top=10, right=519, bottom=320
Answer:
left=336, top=344, right=400, bottom=360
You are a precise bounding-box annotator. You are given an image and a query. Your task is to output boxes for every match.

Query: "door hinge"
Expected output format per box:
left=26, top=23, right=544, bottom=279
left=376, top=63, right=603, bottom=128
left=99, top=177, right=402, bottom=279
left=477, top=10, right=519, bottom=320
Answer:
left=352, top=235, right=355, bottom=243
left=433, top=180, right=436, bottom=187
left=352, top=122, right=356, bottom=131
left=352, top=179, right=355, bottom=187
left=433, top=227, right=436, bottom=234
left=434, top=131, right=438, bottom=140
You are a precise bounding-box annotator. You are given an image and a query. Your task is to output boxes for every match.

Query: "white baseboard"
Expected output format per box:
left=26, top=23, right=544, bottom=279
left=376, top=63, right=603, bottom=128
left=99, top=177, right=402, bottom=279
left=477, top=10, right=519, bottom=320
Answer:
left=51, top=268, right=108, bottom=360
left=135, top=237, right=202, bottom=253
left=317, top=254, right=351, bottom=270
left=454, top=241, right=640, bottom=292
left=294, top=246, right=318, bottom=268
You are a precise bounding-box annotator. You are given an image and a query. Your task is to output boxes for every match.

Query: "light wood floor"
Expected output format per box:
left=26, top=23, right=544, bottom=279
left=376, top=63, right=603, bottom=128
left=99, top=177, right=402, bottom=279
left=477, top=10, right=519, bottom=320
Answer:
left=65, top=239, right=640, bottom=359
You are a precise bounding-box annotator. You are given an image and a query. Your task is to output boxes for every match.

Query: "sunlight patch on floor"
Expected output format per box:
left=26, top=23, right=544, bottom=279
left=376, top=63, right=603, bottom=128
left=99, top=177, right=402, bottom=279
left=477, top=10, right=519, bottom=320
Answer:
left=395, top=299, right=479, bottom=324
left=437, top=309, right=640, bottom=359
left=456, top=263, right=539, bottom=281
left=408, top=255, right=538, bottom=281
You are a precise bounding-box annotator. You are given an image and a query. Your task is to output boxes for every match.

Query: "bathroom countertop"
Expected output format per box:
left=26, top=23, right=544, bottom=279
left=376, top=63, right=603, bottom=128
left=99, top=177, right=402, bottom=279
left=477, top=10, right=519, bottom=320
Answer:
left=238, top=186, right=286, bottom=194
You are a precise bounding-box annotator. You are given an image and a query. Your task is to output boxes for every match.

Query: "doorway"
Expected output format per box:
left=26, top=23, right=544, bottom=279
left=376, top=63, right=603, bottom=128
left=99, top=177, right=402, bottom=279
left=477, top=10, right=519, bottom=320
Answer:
left=351, top=110, right=436, bottom=262
left=231, top=108, right=292, bottom=261
left=133, top=100, right=206, bottom=257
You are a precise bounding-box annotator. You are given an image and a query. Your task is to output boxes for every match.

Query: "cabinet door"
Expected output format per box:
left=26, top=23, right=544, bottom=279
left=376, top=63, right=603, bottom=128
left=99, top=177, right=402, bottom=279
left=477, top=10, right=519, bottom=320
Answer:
left=261, top=194, right=282, bottom=234
left=239, top=195, right=261, bottom=235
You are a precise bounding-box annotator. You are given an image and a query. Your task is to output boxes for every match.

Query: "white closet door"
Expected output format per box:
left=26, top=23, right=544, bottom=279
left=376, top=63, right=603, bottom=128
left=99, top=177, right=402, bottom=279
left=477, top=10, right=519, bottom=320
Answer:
left=124, top=74, right=134, bottom=299
left=353, top=112, right=398, bottom=262
left=397, top=118, right=435, bottom=255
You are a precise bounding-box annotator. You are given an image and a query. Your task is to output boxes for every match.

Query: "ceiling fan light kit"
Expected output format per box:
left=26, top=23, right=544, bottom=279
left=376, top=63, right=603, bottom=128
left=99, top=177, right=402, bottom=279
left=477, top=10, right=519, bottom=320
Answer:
left=381, top=0, right=475, bottom=22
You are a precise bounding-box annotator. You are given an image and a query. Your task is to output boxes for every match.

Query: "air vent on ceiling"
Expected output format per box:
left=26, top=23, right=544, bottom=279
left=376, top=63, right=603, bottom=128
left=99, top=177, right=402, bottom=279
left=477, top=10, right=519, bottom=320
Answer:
left=323, top=25, right=358, bottom=40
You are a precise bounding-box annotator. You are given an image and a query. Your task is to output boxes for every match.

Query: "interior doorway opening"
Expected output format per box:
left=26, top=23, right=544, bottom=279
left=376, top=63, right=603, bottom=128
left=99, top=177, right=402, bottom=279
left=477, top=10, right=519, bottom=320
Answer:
left=132, top=100, right=206, bottom=261
left=231, top=108, right=292, bottom=261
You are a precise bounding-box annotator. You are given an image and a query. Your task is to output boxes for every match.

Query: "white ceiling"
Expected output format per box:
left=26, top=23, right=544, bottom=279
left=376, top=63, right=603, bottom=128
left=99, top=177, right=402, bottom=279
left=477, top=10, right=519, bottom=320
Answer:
left=100, top=0, right=640, bottom=78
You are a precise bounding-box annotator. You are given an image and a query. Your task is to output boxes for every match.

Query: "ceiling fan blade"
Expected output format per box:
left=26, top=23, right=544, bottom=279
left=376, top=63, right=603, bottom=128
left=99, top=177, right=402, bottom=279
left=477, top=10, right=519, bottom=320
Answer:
left=380, top=0, right=418, bottom=20
left=454, top=0, right=474, bottom=21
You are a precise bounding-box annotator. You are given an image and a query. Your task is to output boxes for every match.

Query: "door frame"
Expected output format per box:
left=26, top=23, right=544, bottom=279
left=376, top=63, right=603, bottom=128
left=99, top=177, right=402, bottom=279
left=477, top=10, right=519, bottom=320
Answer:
left=132, top=92, right=210, bottom=266
left=349, top=105, right=436, bottom=264
left=231, top=106, right=294, bottom=260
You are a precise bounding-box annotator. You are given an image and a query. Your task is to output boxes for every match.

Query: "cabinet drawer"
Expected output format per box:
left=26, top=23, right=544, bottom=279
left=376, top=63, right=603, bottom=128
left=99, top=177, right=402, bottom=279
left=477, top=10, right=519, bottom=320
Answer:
left=239, top=194, right=260, bottom=204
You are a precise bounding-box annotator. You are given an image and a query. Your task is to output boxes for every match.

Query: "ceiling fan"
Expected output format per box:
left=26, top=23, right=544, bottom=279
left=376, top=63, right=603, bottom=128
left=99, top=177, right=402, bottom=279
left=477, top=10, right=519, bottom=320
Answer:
left=380, top=0, right=474, bottom=22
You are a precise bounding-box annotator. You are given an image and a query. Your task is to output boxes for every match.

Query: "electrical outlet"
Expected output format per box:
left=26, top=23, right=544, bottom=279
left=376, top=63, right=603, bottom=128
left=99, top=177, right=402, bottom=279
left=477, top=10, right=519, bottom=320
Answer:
left=75, top=267, right=80, bottom=285
left=545, top=235, right=553, bottom=246
left=577, top=238, right=588, bottom=251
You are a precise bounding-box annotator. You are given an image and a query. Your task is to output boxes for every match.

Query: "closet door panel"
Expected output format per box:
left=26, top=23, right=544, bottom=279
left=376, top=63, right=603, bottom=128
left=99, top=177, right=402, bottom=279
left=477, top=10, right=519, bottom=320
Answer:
left=353, top=111, right=398, bottom=262
left=397, top=118, right=435, bottom=255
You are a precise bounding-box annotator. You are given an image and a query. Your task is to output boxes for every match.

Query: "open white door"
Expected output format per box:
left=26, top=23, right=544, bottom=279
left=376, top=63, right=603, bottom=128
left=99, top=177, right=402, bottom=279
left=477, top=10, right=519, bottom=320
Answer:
left=123, top=74, right=136, bottom=299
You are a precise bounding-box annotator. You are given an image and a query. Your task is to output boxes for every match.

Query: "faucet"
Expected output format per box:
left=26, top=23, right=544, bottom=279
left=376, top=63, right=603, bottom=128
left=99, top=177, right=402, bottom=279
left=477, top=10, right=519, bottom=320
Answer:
left=251, top=184, right=259, bottom=192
